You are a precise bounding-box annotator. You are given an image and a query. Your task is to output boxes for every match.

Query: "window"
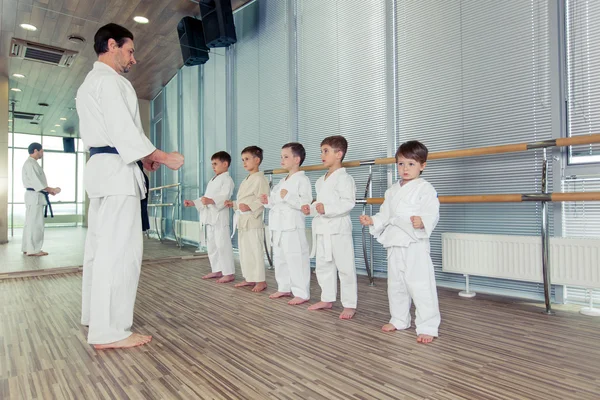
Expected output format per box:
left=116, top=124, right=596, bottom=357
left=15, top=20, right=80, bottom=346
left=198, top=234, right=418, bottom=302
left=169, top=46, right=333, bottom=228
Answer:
left=566, top=0, right=600, bottom=164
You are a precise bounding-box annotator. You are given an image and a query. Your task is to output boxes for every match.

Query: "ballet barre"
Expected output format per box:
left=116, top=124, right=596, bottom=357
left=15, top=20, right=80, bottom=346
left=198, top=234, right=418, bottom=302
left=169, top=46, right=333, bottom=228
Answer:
left=263, top=133, right=600, bottom=314
left=148, top=183, right=182, bottom=247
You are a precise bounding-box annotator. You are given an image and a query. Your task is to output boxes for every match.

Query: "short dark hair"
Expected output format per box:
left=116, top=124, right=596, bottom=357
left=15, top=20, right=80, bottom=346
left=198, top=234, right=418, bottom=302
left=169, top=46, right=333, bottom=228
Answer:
left=211, top=151, right=231, bottom=166
left=241, top=146, right=263, bottom=164
left=321, top=135, right=348, bottom=161
left=282, top=142, right=306, bottom=166
left=395, top=140, right=429, bottom=164
left=94, top=23, right=134, bottom=56
left=28, top=142, right=42, bottom=154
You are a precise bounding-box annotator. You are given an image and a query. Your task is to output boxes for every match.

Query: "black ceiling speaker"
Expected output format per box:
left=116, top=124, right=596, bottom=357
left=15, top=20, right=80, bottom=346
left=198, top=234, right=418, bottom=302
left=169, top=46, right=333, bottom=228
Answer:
left=199, top=0, right=237, bottom=48
left=177, top=17, right=210, bottom=66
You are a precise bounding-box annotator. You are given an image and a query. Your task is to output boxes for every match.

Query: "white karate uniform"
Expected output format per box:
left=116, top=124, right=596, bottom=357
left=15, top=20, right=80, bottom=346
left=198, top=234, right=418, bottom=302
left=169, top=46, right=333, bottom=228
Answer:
left=233, top=171, right=270, bottom=282
left=370, top=178, right=440, bottom=337
left=193, top=172, right=235, bottom=275
left=265, top=171, right=312, bottom=299
left=77, top=61, right=157, bottom=344
left=21, top=157, right=48, bottom=254
left=310, top=168, right=357, bottom=308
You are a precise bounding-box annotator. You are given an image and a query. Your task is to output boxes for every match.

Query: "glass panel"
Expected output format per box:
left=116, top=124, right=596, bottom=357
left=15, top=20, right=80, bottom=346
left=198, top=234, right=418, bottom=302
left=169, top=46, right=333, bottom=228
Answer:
left=42, top=152, right=76, bottom=202
left=11, top=149, right=31, bottom=204
left=152, top=90, right=164, bottom=119
left=13, top=133, right=41, bottom=149
left=42, top=136, right=65, bottom=151
left=77, top=152, right=86, bottom=203
left=11, top=204, right=26, bottom=228
left=181, top=65, right=201, bottom=221
left=49, top=203, right=78, bottom=215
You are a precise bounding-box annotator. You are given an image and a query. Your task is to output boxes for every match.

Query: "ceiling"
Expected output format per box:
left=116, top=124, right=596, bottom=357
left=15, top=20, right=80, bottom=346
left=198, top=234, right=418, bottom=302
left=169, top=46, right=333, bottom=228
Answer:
left=0, top=0, right=251, bottom=137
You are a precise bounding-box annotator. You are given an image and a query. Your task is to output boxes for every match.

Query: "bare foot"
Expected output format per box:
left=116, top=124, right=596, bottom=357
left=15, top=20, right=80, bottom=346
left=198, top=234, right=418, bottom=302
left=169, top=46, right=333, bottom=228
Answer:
left=252, top=281, right=267, bottom=292
left=269, top=291, right=292, bottom=299
left=339, top=308, right=356, bottom=320
left=288, top=297, right=309, bottom=305
left=28, top=251, right=48, bottom=257
left=234, top=280, right=255, bottom=288
left=308, top=301, right=333, bottom=311
left=93, top=333, right=152, bottom=350
left=216, top=274, right=235, bottom=283
left=202, top=272, right=223, bottom=280
left=417, top=334, right=434, bottom=344
left=382, top=323, right=397, bottom=332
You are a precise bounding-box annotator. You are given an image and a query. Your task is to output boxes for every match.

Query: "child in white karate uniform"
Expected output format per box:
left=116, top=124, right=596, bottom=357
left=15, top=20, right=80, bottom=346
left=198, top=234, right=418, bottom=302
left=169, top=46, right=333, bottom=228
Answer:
left=225, top=146, right=270, bottom=292
left=184, top=151, right=235, bottom=283
left=261, top=143, right=312, bottom=305
left=360, top=140, right=440, bottom=344
left=302, top=135, right=357, bottom=320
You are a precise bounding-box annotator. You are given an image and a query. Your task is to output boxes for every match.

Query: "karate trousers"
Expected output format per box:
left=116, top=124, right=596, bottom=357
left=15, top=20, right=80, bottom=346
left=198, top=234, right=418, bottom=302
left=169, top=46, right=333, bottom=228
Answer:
left=22, top=204, right=45, bottom=254
left=315, top=233, right=357, bottom=308
left=238, top=228, right=266, bottom=282
left=81, top=195, right=143, bottom=344
left=272, top=229, right=310, bottom=299
left=206, top=224, right=235, bottom=275
left=387, top=244, right=440, bottom=337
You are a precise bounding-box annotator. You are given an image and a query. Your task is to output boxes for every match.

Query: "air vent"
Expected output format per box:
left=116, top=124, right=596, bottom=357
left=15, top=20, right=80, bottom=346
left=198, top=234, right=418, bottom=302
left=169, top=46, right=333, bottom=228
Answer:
left=10, top=38, right=78, bottom=67
left=13, top=111, right=43, bottom=122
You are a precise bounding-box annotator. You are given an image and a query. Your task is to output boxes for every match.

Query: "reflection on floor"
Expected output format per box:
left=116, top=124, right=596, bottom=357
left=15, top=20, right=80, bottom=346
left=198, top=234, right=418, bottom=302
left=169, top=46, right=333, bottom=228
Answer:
left=0, top=227, right=201, bottom=276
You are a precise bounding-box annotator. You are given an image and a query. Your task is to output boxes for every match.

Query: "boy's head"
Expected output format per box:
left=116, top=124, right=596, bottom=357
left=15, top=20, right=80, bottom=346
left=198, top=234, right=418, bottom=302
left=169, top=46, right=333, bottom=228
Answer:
left=320, top=135, right=348, bottom=168
left=281, top=142, right=306, bottom=171
left=395, top=140, right=428, bottom=182
left=241, top=145, right=263, bottom=172
left=211, top=151, right=231, bottom=175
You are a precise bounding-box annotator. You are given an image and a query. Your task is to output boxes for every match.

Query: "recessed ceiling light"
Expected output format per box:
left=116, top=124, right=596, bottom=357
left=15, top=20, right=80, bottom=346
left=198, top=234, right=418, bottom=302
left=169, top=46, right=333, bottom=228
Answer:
left=50, top=130, right=56, bottom=133
left=12, top=73, right=25, bottom=78
left=60, top=117, right=67, bottom=121
left=8, top=119, right=12, bottom=122
left=133, top=16, right=149, bottom=24
left=10, top=88, right=21, bottom=92
left=20, top=23, right=37, bottom=31
left=55, top=124, right=61, bottom=127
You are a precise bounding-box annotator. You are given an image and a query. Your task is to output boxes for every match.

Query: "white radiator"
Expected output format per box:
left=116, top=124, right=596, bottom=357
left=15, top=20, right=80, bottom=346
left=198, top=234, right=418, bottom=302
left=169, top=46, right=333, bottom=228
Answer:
left=442, top=233, right=600, bottom=289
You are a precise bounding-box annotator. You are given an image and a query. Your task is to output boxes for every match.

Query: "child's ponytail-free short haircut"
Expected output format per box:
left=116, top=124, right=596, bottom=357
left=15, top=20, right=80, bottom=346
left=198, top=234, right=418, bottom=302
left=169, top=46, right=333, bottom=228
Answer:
left=241, top=146, right=264, bottom=164
left=395, top=140, right=428, bottom=164
left=320, top=135, right=348, bottom=161
left=282, top=142, right=306, bottom=166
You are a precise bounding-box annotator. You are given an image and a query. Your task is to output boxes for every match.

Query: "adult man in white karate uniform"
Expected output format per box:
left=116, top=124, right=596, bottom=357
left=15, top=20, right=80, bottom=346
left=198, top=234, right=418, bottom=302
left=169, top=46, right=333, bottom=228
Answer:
left=21, top=142, right=61, bottom=257
left=77, top=23, right=184, bottom=350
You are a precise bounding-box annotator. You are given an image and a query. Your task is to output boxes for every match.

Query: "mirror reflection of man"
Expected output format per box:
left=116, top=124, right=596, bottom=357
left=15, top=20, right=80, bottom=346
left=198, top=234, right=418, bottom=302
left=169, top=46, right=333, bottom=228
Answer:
left=21, top=142, right=61, bottom=257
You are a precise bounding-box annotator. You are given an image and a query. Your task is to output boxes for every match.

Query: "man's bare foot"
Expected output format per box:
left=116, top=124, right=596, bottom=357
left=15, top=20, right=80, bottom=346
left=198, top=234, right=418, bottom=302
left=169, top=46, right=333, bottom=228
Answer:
left=417, top=334, right=434, bottom=344
left=234, top=280, right=255, bottom=288
left=202, top=272, right=223, bottom=280
left=252, top=281, right=267, bottom=292
left=269, top=291, right=292, bottom=299
left=308, top=301, right=333, bottom=311
left=216, top=274, right=235, bottom=283
left=93, top=333, right=152, bottom=350
left=288, top=297, right=309, bottom=305
left=339, top=308, right=356, bottom=320
left=382, top=323, right=397, bottom=332
left=28, top=251, right=48, bottom=257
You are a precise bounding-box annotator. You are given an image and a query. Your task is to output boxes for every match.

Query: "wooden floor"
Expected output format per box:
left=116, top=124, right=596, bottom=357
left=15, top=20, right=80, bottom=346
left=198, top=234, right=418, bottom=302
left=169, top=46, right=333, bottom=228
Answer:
left=0, top=227, right=199, bottom=275
left=1, top=257, right=599, bottom=399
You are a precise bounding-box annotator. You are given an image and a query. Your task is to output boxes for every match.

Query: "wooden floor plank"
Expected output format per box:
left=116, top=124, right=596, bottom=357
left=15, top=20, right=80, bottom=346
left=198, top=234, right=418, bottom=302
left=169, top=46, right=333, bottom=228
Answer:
left=1, top=256, right=599, bottom=399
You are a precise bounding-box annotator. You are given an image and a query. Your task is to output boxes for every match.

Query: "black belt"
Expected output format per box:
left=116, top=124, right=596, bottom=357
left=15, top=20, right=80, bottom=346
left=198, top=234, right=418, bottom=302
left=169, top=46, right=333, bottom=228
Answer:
left=90, top=146, right=119, bottom=156
left=89, top=146, right=149, bottom=232
left=26, top=188, right=53, bottom=218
